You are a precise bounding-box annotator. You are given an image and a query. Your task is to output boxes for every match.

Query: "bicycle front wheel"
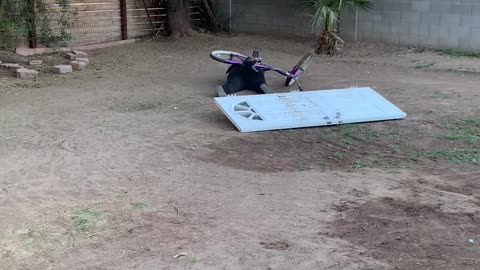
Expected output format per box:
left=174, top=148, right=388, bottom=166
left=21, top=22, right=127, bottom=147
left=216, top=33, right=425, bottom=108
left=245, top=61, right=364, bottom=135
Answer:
left=210, top=50, right=247, bottom=63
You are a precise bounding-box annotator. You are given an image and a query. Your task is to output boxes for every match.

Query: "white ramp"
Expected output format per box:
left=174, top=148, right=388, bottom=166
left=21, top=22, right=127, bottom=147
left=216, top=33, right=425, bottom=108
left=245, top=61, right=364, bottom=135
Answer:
left=214, top=87, right=407, bottom=133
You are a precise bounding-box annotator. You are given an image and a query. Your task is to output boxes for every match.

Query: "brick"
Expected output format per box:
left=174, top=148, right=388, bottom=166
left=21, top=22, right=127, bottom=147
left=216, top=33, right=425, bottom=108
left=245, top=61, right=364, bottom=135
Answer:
left=373, top=23, right=390, bottom=33
left=29, top=60, right=43, bottom=65
left=383, top=12, right=401, bottom=24
left=459, top=36, right=472, bottom=50
left=51, top=65, right=72, bottom=74
left=70, top=60, right=87, bottom=71
left=372, top=14, right=382, bottom=23
left=470, top=16, right=480, bottom=27
left=449, top=25, right=471, bottom=40
left=258, top=15, right=273, bottom=25
left=399, top=33, right=419, bottom=47
left=398, top=1, right=411, bottom=12
left=16, top=68, right=38, bottom=79
left=75, top=57, right=89, bottom=64
left=420, top=14, right=441, bottom=26
left=429, top=24, right=449, bottom=37
left=438, top=37, right=460, bottom=49
left=372, top=0, right=383, bottom=11
left=273, top=16, right=288, bottom=27
left=382, top=33, right=400, bottom=45
left=384, top=0, right=409, bottom=12
left=72, top=50, right=87, bottom=57
left=430, top=3, right=450, bottom=14
left=411, top=0, right=430, bottom=12
left=361, top=32, right=381, bottom=42
left=470, top=27, right=480, bottom=48
left=240, top=23, right=265, bottom=33
left=1, top=63, right=24, bottom=70
left=440, top=14, right=461, bottom=27
left=391, top=22, right=410, bottom=34
left=449, top=2, right=473, bottom=15
left=254, top=5, right=268, bottom=17
left=419, top=35, right=439, bottom=48
left=244, top=14, right=257, bottom=23
left=409, top=23, right=429, bottom=35
left=460, top=16, right=472, bottom=26
left=66, top=52, right=77, bottom=60
left=401, top=12, right=421, bottom=24
left=358, top=21, right=373, bottom=32
left=341, top=31, right=356, bottom=41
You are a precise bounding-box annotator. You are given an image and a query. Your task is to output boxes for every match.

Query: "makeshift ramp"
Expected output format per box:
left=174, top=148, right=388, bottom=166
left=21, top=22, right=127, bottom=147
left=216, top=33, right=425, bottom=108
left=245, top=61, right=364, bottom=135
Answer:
left=214, top=87, right=407, bottom=133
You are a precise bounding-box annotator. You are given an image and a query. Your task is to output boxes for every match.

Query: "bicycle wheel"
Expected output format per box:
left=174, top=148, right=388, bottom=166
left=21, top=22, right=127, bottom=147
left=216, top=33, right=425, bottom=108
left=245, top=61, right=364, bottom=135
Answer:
left=210, top=50, right=247, bottom=63
left=285, top=53, right=313, bottom=86
left=296, top=53, right=313, bottom=72
left=285, top=76, right=296, bottom=86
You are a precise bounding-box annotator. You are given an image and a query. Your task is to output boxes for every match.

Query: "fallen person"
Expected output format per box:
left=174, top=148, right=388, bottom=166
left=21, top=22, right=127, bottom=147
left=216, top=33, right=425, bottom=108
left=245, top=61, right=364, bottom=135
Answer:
left=216, top=56, right=273, bottom=97
left=211, top=50, right=313, bottom=97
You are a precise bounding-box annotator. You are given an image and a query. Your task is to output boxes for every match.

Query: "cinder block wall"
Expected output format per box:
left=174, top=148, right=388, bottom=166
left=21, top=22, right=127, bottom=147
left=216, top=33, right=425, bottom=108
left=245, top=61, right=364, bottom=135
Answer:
left=217, top=0, right=480, bottom=51
left=218, top=0, right=313, bottom=37
left=341, top=0, right=480, bottom=50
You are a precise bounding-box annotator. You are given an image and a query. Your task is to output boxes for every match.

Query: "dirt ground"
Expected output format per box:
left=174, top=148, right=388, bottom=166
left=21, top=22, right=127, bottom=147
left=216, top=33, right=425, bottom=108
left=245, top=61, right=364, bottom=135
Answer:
left=1, top=33, right=479, bottom=270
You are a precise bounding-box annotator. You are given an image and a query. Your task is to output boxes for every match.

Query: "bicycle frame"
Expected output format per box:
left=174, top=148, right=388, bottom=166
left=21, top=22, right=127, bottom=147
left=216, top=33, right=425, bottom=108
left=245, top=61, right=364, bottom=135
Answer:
left=222, top=54, right=302, bottom=80
left=212, top=50, right=311, bottom=91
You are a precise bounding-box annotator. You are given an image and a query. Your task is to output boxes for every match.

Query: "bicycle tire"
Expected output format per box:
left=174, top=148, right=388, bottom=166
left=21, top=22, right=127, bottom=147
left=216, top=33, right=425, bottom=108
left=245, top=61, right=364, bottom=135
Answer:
left=210, top=50, right=247, bottom=63
left=284, top=76, right=295, bottom=87
left=285, top=53, right=313, bottom=86
left=296, top=53, right=313, bottom=71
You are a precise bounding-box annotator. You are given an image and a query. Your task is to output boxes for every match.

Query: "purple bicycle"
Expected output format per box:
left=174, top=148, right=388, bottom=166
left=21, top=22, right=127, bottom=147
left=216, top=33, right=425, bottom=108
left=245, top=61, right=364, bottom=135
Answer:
left=210, top=50, right=313, bottom=97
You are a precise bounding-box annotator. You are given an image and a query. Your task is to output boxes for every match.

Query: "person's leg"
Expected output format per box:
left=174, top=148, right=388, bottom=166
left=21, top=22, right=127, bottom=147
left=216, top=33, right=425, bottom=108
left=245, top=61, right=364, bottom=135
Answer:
left=247, top=71, right=272, bottom=94
left=222, top=70, right=245, bottom=96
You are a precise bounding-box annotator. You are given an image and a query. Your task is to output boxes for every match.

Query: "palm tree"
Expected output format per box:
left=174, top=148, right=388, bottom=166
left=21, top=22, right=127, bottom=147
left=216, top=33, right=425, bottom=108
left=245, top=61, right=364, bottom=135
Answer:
left=297, top=0, right=373, bottom=55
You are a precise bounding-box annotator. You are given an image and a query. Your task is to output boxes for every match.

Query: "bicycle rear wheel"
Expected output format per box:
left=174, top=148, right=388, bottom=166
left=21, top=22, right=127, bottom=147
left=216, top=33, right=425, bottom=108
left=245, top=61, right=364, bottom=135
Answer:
left=285, top=53, right=313, bottom=86
left=210, top=50, right=248, bottom=63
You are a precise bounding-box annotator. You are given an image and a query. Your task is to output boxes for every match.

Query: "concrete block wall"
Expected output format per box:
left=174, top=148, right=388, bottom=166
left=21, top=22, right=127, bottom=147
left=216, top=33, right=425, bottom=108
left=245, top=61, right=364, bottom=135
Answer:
left=341, top=0, right=480, bottom=50
left=218, top=0, right=313, bottom=37
left=217, top=0, right=480, bottom=51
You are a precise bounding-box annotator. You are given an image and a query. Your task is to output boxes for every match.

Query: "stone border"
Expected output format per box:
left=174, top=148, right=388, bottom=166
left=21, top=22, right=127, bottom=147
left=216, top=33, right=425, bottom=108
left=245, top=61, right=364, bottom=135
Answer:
left=16, top=39, right=136, bottom=56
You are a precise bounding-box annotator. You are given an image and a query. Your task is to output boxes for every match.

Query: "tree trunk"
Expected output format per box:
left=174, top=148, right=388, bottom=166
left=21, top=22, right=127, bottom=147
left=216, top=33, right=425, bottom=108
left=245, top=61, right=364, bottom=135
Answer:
left=166, top=0, right=195, bottom=38
left=202, top=0, right=217, bottom=29
left=316, top=31, right=335, bottom=55
left=316, top=12, right=343, bottom=55
left=0, top=0, right=5, bottom=19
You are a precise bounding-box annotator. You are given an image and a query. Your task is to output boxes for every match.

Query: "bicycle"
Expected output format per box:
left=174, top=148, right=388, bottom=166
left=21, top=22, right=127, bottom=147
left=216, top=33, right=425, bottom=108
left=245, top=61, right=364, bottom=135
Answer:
left=210, top=50, right=313, bottom=96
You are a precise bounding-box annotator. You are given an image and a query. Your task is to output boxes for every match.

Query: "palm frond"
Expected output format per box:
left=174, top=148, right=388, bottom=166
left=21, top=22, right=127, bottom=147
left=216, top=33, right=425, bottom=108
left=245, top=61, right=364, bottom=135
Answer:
left=295, top=0, right=373, bottom=33
left=296, top=0, right=338, bottom=32
left=294, top=0, right=373, bottom=54
left=351, top=0, right=374, bottom=11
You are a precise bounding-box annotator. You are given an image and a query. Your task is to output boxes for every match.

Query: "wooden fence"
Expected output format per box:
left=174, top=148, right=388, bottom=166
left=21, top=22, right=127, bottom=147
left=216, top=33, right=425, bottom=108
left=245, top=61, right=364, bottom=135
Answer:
left=27, top=0, right=203, bottom=48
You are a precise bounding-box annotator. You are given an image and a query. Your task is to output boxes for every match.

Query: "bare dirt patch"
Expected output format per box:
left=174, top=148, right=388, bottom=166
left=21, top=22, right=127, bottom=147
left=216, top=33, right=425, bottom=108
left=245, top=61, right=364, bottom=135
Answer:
left=195, top=119, right=479, bottom=172
left=331, top=197, right=480, bottom=270
left=1, top=34, right=480, bottom=269
left=195, top=124, right=410, bottom=172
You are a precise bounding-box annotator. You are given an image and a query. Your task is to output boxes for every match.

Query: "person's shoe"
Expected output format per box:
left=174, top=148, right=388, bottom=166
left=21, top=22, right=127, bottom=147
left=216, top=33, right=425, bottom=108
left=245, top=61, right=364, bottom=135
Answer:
left=216, top=85, right=227, bottom=97
left=260, top=84, right=273, bottom=94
